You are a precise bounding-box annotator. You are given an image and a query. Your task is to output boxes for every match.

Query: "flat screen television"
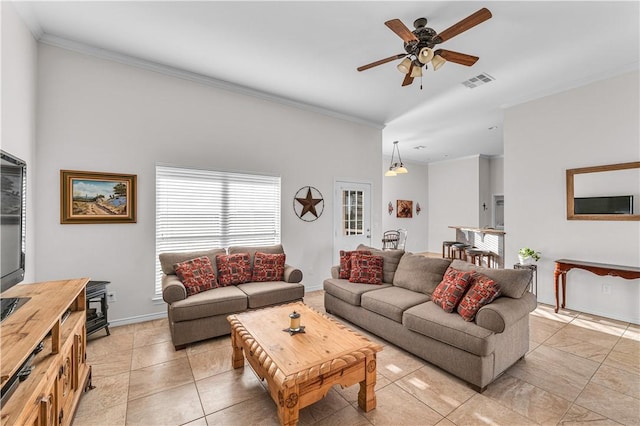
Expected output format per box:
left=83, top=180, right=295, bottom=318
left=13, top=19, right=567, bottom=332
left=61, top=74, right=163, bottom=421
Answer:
left=574, top=195, right=634, bottom=215
left=1, top=150, right=27, bottom=321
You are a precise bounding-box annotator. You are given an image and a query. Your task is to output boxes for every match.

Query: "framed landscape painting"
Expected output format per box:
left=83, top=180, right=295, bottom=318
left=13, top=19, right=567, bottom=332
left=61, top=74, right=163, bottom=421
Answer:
left=60, top=170, right=137, bottom=224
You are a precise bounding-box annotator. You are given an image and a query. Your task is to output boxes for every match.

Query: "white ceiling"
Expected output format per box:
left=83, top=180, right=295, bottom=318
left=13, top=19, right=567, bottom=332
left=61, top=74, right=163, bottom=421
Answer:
left=14, top=1, right=640, bottom=163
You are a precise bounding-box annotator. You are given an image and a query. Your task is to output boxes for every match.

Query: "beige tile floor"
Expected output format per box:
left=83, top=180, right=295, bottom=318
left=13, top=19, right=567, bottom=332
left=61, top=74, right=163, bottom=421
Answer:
left=73, top=290, right=640, bottom=426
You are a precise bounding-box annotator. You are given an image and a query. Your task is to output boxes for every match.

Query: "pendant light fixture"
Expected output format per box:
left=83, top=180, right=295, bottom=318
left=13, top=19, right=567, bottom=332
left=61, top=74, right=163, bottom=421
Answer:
left=385, top=141, right=408, bottom=177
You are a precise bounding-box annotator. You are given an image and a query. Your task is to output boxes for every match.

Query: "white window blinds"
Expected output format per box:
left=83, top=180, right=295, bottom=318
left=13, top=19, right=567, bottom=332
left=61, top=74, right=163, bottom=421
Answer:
left=155, top=165, right=281, bottom=298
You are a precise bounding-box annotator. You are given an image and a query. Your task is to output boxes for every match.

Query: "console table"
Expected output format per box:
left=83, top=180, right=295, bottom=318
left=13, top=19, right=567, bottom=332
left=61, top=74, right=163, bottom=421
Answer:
left=553, top=259, right=640, bottom=313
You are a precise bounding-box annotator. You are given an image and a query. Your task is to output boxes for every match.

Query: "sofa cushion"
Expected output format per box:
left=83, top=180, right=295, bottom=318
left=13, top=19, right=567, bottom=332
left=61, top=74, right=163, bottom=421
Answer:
left=403, top=302, right=496, bottom=356
left=228, top=244, right=284, bottom=268
left=159, top=248, right=226, bottom=275
left=251, top=252, right=286, bottom=282
left=323, top=278, right=392, bottom=306
left=457, top=273, right=501, bottom=322
left=357, top=244, right=404, bottom=283
left=431, top=267, right=474, bottom=313
left=349, top=253, right=384, bottom=284
left=174, top=256, right=218, bottom=296
left=216, top=253, right=251, bottom=286
left=361, top=287, right=431, bottom=323
left=393, top=253, right=452, bottom=295
left=450, top=260, right=531, bottom=299
left=339, top=250, right=370, bottom=279
left=170, top=285, right=248, bottom=322
left=236, top=281, right=304, bottom=308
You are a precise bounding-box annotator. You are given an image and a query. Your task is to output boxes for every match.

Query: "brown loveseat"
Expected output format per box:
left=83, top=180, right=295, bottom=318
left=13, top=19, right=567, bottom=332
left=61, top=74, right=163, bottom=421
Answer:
left=160, top=244, right=304, bottom=349
left=323, top=245, right=536, bottom=392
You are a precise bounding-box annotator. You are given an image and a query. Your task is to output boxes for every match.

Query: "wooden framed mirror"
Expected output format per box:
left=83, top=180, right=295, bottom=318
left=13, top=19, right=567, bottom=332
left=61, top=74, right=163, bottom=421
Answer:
left=566, top=161, right=640, bottom=221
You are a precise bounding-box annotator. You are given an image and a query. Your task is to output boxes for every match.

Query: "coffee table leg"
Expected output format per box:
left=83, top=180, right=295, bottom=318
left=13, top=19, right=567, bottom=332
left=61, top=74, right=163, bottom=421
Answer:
left=230, top=329, right=244, bottom=369
left=278, top=385, right=300, bottom=426
left=358, top=354, right=377, bottom=412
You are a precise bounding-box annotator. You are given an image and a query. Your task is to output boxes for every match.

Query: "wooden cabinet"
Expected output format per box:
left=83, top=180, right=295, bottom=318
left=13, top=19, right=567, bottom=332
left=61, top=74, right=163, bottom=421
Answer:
left=0, top=279, right=92, bottom=426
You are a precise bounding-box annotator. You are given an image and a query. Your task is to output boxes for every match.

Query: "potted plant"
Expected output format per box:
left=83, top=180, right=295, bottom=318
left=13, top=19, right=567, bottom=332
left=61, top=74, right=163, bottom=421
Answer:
left=518, top=247, right=541, bottom=265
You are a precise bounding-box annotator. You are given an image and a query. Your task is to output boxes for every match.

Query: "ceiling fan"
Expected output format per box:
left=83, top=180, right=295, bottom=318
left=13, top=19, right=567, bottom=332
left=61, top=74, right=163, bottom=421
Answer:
left=357, top=8, right=492, bottom=88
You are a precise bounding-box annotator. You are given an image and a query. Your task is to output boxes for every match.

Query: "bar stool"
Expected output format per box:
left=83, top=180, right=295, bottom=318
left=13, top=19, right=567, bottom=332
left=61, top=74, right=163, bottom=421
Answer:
left=451, top=243, right=470, bottom=261
left=465, top=247, right=485, bottom=266
left=481, top=251, right=495, bottom=268
left=442, top=241, right=459, bottom=259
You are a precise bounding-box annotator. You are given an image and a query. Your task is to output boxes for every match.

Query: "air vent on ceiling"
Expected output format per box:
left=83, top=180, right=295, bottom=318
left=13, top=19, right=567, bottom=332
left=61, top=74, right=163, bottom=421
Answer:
left=462, top=73, right=495, bottom=89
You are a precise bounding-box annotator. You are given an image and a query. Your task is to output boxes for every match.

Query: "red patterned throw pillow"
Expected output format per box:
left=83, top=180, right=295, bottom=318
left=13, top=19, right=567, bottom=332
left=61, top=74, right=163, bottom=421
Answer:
left=251, top=252, right=286, bottom=282
left=431, top=267, right=475, bottom=312
left=349, top=252, right=384, bottom=284
left=457, top=273, right=501, bottom=321
left=174, top=256, right=218, bottom=296
left=216, top=253, right=251, bottom=286
left=339, top=250, right=371, bottom=279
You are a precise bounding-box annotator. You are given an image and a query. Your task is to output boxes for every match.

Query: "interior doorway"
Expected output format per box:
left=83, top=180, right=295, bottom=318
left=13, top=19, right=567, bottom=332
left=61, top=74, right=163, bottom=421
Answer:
left=493, top=194, right=504, bottom=229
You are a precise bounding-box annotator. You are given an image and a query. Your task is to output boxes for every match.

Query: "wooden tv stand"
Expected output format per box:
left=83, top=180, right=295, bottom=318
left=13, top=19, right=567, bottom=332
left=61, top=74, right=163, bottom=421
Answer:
left=0, top=278, right=92, bottom=426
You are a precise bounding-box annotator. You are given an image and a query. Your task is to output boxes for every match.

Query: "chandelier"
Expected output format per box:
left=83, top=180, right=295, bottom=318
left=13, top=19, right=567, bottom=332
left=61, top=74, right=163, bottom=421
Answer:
left=385, top=141, right=408, bottom=177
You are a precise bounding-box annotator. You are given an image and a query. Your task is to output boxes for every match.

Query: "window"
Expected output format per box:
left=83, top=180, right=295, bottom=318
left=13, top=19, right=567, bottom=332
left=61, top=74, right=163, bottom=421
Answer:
left=342, top=190, right=364, bottom=235
left=155, top=165, right=281, bottom=298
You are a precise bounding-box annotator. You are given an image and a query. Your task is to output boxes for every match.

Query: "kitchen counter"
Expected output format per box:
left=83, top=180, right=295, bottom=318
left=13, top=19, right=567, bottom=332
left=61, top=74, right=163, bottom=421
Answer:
left=449, top=226, right=506, bottom=268
left=448, top=226, right=506, bottom=235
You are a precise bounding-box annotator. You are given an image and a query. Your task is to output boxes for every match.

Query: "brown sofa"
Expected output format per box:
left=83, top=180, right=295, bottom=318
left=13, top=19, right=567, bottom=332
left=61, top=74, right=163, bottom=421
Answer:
left=160, top=244, right=304, bottom=349
left=323, top=245, right=536, bottom=392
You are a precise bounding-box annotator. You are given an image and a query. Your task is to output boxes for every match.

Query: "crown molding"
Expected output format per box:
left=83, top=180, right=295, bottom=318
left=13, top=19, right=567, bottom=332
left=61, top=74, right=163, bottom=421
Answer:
left=37, top=34, right=384, bottom=130
left=12, top=1, right=44, bottom=39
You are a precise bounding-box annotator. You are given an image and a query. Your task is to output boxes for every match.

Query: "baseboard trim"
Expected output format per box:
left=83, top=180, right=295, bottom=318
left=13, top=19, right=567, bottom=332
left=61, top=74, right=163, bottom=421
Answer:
left=109, top=311, right=168, bottom=327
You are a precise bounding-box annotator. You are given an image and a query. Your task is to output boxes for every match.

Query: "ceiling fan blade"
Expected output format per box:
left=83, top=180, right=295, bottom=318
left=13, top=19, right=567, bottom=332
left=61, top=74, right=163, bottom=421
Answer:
left=357, top=54, right=407, bottom=72
left=436, top=49, right=479, bottom=66
left=402, top=64, right=414, bottom=86
left=385, top=19, right=419, bottom=43
left=435, top=8, right=492, bottom=43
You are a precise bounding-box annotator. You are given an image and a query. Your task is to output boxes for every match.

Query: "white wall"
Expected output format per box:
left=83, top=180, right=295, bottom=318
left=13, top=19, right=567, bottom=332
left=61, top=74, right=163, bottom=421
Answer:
left=479, top=156, right=491, bottom=228
left=505, top=71, right=640, bottom=324
left=1, top=2, right=38, bottom=283
left=489, top=156, right=504, bottom=196
left=35, top=44, right=382, bottom=323
left=427, top=155, right=481, bottom=253
left=381, top=158, right=428, bottom=253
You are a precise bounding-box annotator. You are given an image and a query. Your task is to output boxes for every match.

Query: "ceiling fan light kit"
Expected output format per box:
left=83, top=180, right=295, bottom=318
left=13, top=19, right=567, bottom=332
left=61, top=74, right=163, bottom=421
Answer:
left=410, top=64, right=423, bottom=78
left=418, top=47, right=434, bottom=64
left=397, top=57, right=412, bottom=74
left=431, top=54, right=446, bottom=71
left=358, top=7, right=492, bottom=88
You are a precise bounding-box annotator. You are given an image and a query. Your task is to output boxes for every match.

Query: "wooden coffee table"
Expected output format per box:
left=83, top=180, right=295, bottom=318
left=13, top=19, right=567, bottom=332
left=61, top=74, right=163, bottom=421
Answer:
left=228, top=302, right=382, bottom=425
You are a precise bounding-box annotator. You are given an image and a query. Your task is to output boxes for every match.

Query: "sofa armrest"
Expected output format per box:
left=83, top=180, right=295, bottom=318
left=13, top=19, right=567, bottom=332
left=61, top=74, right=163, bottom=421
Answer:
left=284, top=264, right=303, bottom=283
left=162, top=274, right=187, bottom=304
left=331, top=265, right=340, bottom=279
left=475, top=292, right=537, bottom=333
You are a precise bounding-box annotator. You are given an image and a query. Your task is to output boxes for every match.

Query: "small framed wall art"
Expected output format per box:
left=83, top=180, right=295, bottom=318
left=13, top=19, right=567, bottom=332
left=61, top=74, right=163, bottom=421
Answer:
left=397, top=200, right=413, bottom=218
left=60, top=170, right=137, bottom=224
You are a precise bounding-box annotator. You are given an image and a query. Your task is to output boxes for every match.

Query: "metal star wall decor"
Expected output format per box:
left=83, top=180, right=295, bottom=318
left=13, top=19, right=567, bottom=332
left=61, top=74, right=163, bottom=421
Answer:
left=294, top=186, right=324, bottom=222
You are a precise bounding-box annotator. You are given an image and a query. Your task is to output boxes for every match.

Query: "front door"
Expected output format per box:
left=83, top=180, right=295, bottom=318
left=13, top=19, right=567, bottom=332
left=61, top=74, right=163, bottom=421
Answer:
left=333, top=181, right=371, bottom=264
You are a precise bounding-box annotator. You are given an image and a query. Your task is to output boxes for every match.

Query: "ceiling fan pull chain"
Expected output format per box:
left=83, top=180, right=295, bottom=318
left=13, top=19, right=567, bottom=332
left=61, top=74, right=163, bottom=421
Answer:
left=420, top=74, right=423, bottom=90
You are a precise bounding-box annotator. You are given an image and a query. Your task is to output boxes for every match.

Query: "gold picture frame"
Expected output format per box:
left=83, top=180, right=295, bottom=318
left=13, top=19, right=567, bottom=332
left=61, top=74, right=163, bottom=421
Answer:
left=60, top=170, right=137, bottom=224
